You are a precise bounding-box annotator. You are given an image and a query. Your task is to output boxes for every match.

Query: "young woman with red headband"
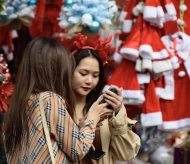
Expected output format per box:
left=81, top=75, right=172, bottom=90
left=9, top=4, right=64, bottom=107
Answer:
left=70, top=33, right=141, bottom=164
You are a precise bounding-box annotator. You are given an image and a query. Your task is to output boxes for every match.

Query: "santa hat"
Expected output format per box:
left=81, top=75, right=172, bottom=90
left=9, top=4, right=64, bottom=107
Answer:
left=120, top=15, right=143, bottom=61
left=141, top=76, right=163, bottom=126
left=122, top=0, right=139, bottom=33
left=139, top=21, right=173, bottom=74
left=143, top=0, right=165, bottom=28
left=104, top=59, right=145, bottom=105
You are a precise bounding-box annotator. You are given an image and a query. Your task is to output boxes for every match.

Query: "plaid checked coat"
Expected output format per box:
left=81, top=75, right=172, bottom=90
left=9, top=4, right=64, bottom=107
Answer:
left=5, top=91, right=96, bottom=164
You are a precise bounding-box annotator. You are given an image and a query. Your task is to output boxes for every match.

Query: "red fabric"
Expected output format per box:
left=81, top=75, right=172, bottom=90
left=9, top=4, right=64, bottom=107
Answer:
left=0, top=83, right=14, bottom=112
left=142, top=76, right=161, bottom=114
left=164, top=0, right=190, bottom=36
left=116, top=0, right=128, bottom=6
left=0, top=26, right=13, bottom=53
left=123, top=0, right=139, bottom=22
left=29, top=0, right=65, bottom=38
left=125, top=105, right=141, bottom=119
left=144, top=0, right=157, bottom=7
left=160, top=63, right=190, bottom=123
left=58, top=35, right=100, bottom=51
left=107, top=59, right=140, bottom=90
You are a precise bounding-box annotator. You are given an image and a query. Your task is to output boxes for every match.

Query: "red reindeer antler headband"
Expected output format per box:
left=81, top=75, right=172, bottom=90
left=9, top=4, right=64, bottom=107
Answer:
left=70, top=33, right=112, bottom=65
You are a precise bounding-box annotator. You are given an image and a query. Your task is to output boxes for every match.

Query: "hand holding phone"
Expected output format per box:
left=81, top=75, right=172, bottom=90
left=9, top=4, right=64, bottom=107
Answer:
left=99, top=87, right=118, bottom=110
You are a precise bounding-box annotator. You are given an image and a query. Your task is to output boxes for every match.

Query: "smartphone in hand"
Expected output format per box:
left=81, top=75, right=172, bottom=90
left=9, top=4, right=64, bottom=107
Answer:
left=85, top=147, right=105, bottom=160
left=99, top=87, right=118, bottom=110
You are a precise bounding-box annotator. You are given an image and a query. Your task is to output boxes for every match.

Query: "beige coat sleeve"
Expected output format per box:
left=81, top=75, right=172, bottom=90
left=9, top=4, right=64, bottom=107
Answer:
left=108, top=104, right=141, bottom=161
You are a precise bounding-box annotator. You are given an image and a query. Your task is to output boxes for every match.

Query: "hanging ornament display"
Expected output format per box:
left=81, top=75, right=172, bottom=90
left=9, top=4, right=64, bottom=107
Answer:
left=0, top=53, right=14, bottom=112
left=0, top=0, right=36, bottom=29
left=58, top=0, right=118, bottom=34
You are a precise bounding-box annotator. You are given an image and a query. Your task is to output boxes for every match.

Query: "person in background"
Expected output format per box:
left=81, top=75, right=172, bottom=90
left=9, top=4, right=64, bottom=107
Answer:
left=70, top=33, right=141, bottom=164
left=3, top=36, right=112, bottom=163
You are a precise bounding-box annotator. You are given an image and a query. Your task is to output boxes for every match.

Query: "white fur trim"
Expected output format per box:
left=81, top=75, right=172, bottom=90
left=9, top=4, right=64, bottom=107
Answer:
left=160, top=118, right=190, bottom=130
left=2, top=45, right=9, bottom=54
left=137, top=73, right=150, bottom=84
left=132, top=7, right=140, bottom=16
left=122, top=90, right=144, bottom=99
left=136, top=3, right=144, bottom=13
left=135, top=59, right=144, bottom=72
left=142, top=58, right=152, bottom=71
left=112, top=52, right=123, bottom=63
left=123, top=97, right=144, bottom=105
left=152, top=59, right=172, bottom=74
left=139, top=44, right=153, bottom=59
left=143, top=6, right=157, bottom=20
left=152, top=49, right=169, bottom=60
left=120, top=48, right=139, bottom=61
left=103, top=85, right=111, bottom=92
left=172, top=63, right=180, bottom=70
left=7, top=52, right=13, bottom=61
left=156, top=71, right=174, bottom=100
left=184, top=56, right=190, bottom=78
left=123, top=20, right=133, bottom=33
left=178, top=51, right=189, bottom=61
left=11, top=30, right=18, bottom=38
left=119, top=11, right=127, bottom=22
left=141, top=112, right=163, bottom=126
left=165, top=13, right=177, bottom=21
left=148, top=18, right=164, bottom=28
left=157, top=6, right=165, bottom=18
left=165, top=3, right=176, bottom=15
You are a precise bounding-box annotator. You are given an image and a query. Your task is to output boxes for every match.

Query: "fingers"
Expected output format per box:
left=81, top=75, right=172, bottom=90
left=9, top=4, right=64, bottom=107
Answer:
left=108, top=85, right=123, bottom=96
left=103, top=86, right=123, bottom=113
left=96, top=95, right=105, bottom=104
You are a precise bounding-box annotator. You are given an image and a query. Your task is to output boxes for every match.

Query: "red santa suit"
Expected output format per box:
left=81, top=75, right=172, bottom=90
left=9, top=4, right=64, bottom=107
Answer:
left=158, top=32, right=190, bottom=130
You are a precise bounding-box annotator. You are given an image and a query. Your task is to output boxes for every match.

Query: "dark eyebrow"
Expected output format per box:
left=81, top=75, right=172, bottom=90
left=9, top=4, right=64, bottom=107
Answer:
left=79, top=69, right=100, bottom=74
